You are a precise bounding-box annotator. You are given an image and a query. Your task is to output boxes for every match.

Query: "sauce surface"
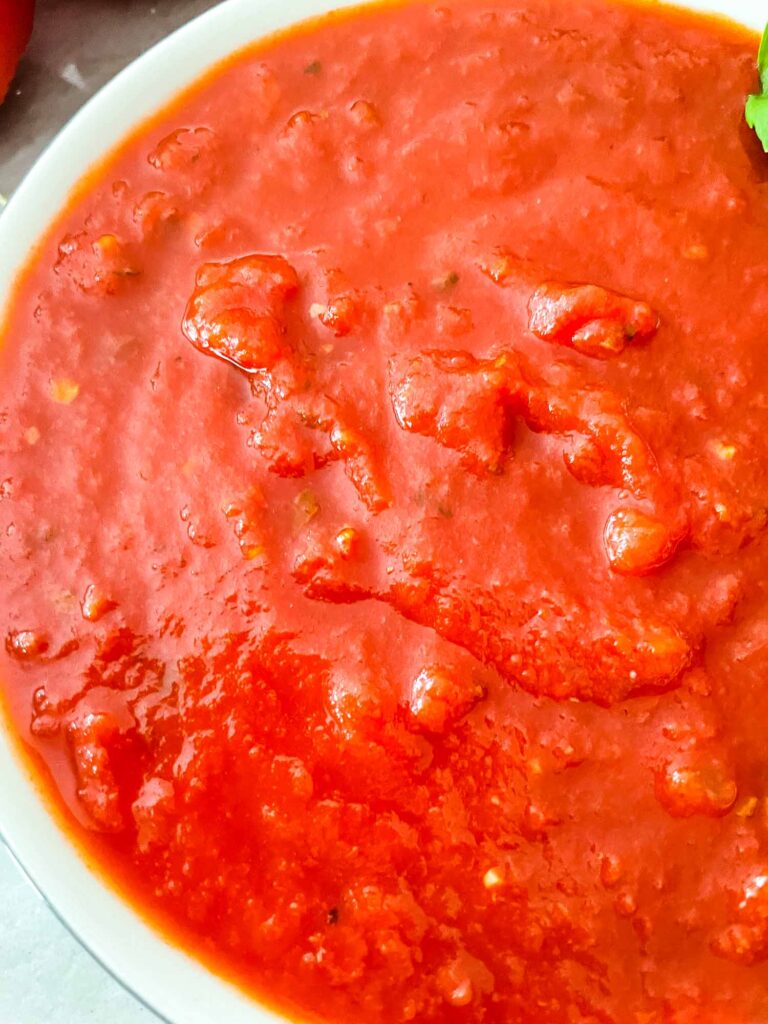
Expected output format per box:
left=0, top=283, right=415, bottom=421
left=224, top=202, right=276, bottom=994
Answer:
left=2, top=1, right=768, bottom=1021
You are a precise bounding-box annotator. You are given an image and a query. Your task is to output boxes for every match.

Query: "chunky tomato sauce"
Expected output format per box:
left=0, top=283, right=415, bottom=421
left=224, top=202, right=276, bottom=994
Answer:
left=2, top=1, right=768, bottom=1020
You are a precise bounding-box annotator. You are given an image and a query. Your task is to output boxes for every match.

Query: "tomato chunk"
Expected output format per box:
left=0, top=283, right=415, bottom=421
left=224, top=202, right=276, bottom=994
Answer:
left=528, top=282, right=658, bottom=358
left=390, top=351, right=511, bottom=474
left=182, top=254, right=299, bottom=371
left=603, top=507, right=681, bottom=575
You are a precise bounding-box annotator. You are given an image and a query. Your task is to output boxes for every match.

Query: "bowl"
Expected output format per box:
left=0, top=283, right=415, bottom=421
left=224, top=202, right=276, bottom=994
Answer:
left=0, top=0, right=764, bottom=1021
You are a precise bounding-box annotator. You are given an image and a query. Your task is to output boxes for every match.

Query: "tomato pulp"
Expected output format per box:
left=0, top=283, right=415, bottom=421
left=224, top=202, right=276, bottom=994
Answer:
left=2, top=1, right=768, bottom=1021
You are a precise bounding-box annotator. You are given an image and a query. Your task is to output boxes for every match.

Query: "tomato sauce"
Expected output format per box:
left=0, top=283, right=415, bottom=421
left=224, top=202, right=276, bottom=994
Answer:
left=1, top=1, right=768, bottom=1020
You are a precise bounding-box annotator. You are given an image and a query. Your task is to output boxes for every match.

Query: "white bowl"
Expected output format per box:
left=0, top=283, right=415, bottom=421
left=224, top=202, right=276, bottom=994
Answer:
left=0, top=0, right=764, bottom=1021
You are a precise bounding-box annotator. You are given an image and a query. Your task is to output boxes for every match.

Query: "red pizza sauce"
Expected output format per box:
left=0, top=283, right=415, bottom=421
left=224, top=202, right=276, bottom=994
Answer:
left=1, top=1, right=767, bottom=1020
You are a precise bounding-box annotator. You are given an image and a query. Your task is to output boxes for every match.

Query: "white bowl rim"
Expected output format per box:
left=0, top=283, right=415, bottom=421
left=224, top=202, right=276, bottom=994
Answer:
left=0, top=0, right=763, bottom=1022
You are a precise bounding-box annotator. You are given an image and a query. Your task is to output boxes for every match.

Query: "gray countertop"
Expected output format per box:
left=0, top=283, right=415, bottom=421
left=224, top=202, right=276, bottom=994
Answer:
left=0, top=0, right=219, bottom=196
left=0, top=2, right=221, bottom=1020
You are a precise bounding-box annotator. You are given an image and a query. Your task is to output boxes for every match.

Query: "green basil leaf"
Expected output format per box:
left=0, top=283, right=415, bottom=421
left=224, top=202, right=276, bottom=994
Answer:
left=746, top=23, right=768, bottom=152
left=758, top=22, right=768, bottom=83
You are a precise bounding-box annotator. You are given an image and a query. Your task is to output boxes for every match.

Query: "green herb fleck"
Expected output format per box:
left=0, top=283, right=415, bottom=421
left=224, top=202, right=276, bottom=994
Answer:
left=436, top=503, right=454, bottom=519
left=304, top=60, right=322, bottom=76
left=746, top=24, right=768, bottom=153
left=433, top=270, right=460, bottom=292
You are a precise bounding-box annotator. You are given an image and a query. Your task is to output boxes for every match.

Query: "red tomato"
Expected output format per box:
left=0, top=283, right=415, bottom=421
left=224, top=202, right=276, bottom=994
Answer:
left=0, top=0, right=35, bottom=103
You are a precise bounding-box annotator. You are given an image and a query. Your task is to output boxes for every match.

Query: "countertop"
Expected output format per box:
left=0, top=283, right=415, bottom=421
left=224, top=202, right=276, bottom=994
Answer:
left=0, top=2, right=220, bottom=1020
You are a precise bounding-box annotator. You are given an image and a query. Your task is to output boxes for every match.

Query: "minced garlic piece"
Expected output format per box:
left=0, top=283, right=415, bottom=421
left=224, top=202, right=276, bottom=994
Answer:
left=240, top=542, right=265, bottom=561
left=711, top=440, right=736, bottom=460
left=483, top=867, right=505, bottom=889
left=50, top=378, right=80, bottom=404
left=682, top=242, right=709, bottom=261
left=736, top=796, right=759, bottom=818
